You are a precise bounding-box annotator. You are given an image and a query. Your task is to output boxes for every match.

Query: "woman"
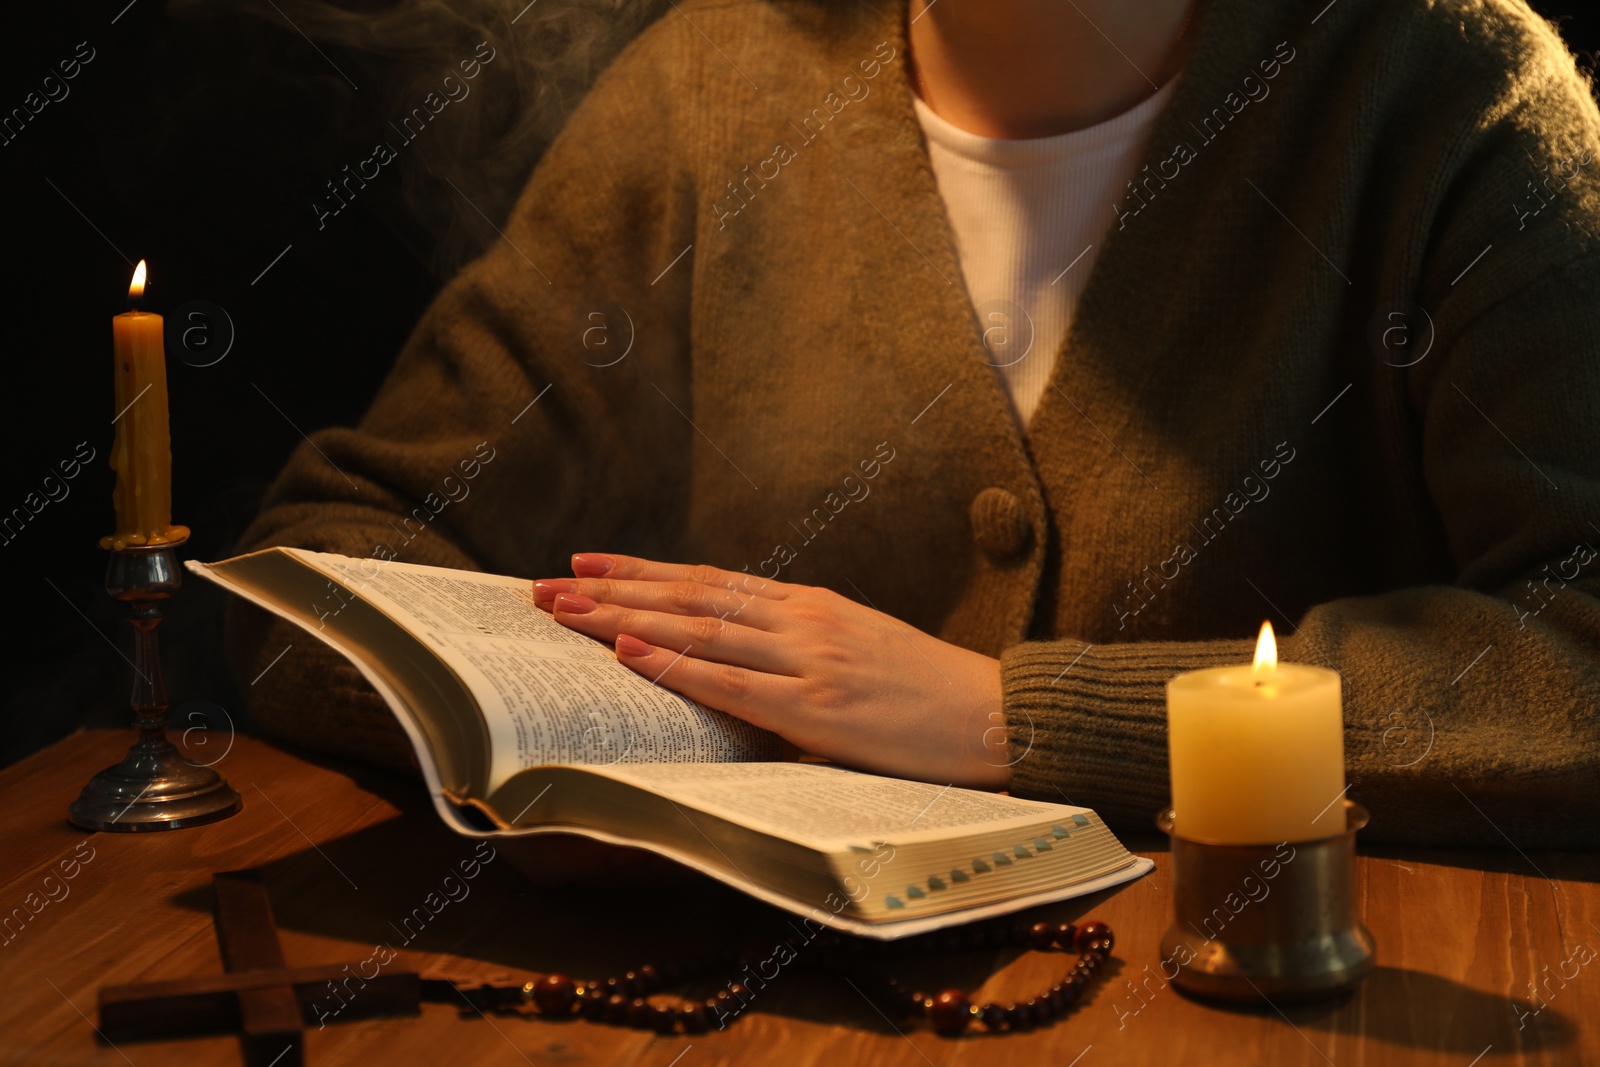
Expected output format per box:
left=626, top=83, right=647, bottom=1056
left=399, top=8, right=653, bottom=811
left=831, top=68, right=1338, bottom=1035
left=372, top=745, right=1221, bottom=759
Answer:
left=231, top=0, right=1600, bottom=849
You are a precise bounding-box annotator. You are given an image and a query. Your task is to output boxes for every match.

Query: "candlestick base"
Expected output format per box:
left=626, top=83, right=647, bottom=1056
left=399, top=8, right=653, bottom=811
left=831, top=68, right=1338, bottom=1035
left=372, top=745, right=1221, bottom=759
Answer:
left=68, top=744, right=241, bottom=832
left=1156, top=802, right=1375, bottom=1004
left=68, top=539, right=241, bottom=833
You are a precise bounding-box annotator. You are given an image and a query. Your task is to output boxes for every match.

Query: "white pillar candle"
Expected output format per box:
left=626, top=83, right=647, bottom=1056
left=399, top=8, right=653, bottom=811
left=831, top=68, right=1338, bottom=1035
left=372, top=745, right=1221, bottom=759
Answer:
left=1166, top=622, right=1346, bottom=844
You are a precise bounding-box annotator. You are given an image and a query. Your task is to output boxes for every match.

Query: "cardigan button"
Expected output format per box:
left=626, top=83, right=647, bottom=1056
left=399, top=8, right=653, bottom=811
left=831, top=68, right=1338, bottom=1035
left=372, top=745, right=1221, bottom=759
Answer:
left=969, top=487, right=1032, bottom=562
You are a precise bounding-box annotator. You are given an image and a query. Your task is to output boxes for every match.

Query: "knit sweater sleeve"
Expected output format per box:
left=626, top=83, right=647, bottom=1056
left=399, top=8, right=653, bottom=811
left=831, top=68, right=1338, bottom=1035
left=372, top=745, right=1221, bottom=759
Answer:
left=1004, top=6, right=1600, bottom=850
left=224, top=15, right=698, bottom=769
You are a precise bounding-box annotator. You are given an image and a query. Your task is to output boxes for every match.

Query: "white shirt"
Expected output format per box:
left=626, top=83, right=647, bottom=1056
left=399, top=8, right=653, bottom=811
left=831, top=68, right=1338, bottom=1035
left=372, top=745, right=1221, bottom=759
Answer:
left=914, top=77, right=1179, bottom=427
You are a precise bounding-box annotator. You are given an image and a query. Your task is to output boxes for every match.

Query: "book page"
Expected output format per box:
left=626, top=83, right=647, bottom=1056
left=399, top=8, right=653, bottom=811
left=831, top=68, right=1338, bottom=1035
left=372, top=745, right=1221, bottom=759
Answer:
left=580, top=762, right=1077, bottom=848
left=298, top=551, right=784, bottom=790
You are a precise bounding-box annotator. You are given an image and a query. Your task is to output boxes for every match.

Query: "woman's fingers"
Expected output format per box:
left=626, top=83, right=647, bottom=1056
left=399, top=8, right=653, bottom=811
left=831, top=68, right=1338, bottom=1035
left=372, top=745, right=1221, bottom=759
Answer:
left=569, top=553, right=791, bottom=599
left=532, top=576, right=776, bottom=631
left=552, top=596, right=802, bottom=676
left=611, top=634, right=798, bottom=731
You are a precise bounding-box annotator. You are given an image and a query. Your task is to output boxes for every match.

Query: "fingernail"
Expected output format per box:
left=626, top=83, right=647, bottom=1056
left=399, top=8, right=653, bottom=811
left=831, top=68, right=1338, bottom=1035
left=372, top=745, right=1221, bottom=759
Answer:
left=615, top=633, right=652, bottom=657
left=532, top=579, right=578, bottom=602
left=554, top=592, right=599, bottom=615
left=572, top=553, right=614, bottom=577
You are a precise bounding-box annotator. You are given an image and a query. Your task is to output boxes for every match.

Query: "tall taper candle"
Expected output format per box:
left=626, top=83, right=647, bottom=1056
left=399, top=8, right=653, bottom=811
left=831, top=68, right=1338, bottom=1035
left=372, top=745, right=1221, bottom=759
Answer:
left=101, top=261, right=189, bottom=550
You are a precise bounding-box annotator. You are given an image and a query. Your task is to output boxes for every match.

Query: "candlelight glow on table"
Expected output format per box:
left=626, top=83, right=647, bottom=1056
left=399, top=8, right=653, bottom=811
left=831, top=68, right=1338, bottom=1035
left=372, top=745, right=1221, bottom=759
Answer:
left=1166, top=622, right=1345, bottom=844
left=101, top=260, right=189, bottom=551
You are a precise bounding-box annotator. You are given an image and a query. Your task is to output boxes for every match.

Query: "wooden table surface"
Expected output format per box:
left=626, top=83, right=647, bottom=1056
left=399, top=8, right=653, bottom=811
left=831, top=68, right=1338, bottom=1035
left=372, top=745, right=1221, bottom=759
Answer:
left=1, top=730, right=1595, bottom=1066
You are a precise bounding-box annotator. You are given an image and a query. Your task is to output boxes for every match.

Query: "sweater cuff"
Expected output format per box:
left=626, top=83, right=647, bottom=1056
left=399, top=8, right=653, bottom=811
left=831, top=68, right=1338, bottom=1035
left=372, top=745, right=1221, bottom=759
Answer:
left=1000, top=637, right=1255, bottom=833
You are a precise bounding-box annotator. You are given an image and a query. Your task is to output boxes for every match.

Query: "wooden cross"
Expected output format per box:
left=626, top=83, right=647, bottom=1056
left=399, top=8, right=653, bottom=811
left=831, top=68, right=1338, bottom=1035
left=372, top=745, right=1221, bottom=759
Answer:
left=98, top=870, right=423, bottom=1066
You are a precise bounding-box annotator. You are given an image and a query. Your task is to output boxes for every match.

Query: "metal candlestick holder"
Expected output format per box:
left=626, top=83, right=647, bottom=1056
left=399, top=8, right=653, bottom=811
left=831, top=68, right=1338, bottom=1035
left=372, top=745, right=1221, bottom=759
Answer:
left=68, top=539, right=241, bottom=832
left=1156, top=801, right=1375, bottom=1003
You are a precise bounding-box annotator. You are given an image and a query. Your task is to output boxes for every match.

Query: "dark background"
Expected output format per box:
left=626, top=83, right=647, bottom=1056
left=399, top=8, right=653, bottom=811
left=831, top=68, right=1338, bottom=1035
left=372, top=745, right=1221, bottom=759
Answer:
left=1, top=0, right=1596, bottom=769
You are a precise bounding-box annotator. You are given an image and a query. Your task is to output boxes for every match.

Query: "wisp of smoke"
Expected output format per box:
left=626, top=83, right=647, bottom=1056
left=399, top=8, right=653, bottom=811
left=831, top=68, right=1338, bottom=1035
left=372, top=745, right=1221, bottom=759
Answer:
left=169, top=0, right=672, bottom=277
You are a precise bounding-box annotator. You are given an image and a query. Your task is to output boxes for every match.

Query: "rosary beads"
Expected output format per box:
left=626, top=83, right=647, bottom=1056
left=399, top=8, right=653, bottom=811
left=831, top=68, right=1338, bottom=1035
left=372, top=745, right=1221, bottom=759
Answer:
left=484, top=917, right=1115, bottom=1037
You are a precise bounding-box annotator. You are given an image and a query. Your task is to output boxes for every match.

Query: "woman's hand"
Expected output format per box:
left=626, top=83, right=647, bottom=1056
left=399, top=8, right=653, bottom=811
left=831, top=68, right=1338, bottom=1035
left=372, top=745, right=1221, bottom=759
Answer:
left=531, top=554, right=1010, bottom=789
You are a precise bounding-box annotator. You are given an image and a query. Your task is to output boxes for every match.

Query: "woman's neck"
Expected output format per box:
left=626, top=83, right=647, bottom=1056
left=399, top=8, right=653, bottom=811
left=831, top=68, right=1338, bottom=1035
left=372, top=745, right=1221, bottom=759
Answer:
left=907, top=0, right=1197, bottom=138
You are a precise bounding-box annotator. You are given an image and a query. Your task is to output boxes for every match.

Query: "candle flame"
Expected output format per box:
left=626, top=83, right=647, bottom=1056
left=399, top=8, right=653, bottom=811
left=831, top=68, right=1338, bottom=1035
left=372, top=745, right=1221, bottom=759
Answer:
left=1253, top=620, right=1278, bottom=675
left=129, top=260, right=147, bottom=301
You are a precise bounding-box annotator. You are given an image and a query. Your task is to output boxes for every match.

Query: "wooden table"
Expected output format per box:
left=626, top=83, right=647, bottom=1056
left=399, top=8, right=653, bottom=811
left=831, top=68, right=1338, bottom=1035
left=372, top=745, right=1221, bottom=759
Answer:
left=2, top=731, right=1595, bottom=1066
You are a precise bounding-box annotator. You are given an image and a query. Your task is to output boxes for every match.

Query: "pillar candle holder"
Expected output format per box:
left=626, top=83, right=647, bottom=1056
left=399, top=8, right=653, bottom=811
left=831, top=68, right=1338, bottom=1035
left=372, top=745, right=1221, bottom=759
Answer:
left=1155, top=801, right=1375, bottom=1003
left=68, top=538, right=242, bottom=832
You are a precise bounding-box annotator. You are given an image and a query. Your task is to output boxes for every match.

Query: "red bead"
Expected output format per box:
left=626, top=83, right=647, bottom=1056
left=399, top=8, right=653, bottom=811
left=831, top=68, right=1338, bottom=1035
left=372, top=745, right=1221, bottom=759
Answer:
left=681, top=1002, right=711, bottom=1033
left=1055, top=922, right=1078, bottom=948
left=1027, top=921, right=1056, bottom=950
left=578, top=984, right=607, bottom=1018
left=928, top=990, right=972, bottom=1035
left=532, top=974, right=576, bottom=1015
left=706, top=996, right=735, bottom=1029
left=886, top=982, right=918, bottom=1014
left=1075, top=921, right=1113, bottom=955
left=709, top=991, right=741, bottom=1027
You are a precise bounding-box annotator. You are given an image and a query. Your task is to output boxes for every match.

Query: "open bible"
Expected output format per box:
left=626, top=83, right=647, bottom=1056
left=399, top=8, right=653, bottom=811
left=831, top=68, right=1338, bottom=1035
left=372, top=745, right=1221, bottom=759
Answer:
left=191, top=549, right=1152, bottom=938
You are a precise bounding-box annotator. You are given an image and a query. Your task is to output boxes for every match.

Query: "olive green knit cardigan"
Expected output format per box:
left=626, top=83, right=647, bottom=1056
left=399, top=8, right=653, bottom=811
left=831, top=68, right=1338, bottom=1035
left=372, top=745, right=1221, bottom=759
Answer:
left=228, top=0, right=1600, bottom=848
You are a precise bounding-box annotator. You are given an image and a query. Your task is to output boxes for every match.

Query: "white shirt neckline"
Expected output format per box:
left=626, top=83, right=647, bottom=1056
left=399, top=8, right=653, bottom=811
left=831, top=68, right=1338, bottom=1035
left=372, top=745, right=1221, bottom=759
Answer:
left=912, top=77, right=1180, bottom=172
